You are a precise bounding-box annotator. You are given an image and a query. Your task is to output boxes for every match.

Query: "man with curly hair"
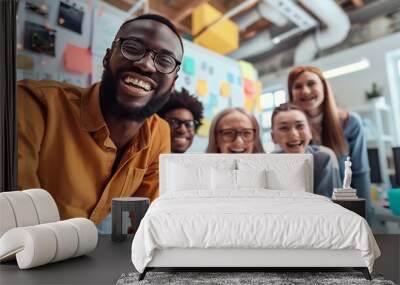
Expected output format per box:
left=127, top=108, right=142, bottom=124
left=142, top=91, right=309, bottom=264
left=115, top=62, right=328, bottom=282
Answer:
left=158, top=88, right=204, bottom=153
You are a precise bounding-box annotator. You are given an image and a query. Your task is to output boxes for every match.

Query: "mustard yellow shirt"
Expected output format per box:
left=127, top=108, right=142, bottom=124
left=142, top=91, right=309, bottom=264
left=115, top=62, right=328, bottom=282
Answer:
left=18, top=80, right=171, bottom=224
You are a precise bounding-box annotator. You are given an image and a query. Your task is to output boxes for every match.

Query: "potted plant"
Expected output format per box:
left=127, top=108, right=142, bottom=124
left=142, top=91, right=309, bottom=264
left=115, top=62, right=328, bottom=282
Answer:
left=365, top=82, right=383, bottom=101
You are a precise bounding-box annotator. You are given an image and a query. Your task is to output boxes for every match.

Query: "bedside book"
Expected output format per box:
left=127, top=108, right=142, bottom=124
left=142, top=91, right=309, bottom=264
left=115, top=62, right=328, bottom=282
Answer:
left=332, top=188, right=358, bottom=200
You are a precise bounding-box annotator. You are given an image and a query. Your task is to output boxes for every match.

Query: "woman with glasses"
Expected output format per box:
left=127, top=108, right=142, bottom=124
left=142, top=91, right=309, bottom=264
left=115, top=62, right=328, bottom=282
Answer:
left=206, top=107, right=264, bottom=153
left=158, top=88, right=204, bottom=153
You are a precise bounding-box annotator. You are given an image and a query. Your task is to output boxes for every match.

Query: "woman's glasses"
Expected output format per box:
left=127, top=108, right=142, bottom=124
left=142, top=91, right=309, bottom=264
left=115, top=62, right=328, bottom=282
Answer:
left=218, top=128, right=255, bottom=143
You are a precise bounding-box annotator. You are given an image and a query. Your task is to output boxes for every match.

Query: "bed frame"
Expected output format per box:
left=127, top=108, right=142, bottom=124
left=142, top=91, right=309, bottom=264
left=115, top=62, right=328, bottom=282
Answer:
left=138, top=154, right=371, bottom=280
left=140, top=248, right=370, bottom=280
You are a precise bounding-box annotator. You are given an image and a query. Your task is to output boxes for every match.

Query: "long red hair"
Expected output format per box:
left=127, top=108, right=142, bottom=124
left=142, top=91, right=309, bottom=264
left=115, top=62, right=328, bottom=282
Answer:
left=288, top=66, right=348, bottom=155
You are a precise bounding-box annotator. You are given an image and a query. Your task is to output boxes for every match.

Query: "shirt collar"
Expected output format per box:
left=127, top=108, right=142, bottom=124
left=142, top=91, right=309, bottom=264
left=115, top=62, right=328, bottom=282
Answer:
left=81, top=83, right=107, bottom=132
left=81, top=82, right=152, bottom=151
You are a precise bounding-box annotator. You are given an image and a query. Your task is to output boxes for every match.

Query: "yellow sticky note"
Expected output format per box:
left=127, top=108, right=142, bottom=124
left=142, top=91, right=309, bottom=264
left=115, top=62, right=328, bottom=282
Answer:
left=244, top=97, right=255, bottom=112
left=197, top=118, right=211, bottom=137
left=197, top=79, right=208, bottom=97
left=219, top=81, right=231, bottom=98
left=254, top=80, right=262, bottom=97
left=239, top=60, right=256, bottom=80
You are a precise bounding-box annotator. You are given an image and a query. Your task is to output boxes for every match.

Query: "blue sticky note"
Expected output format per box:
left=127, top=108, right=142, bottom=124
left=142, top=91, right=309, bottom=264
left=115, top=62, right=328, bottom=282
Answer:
left=182, top=56, right=195, bottom=76
left=209, top=92, right=218, bottom=106
left=227, top=72, right=234, bottom=84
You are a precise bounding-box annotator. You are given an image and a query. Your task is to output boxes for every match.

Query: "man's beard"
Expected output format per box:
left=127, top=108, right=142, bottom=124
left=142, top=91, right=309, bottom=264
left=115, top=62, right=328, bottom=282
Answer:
left=99, top=66, right=172, bottom=122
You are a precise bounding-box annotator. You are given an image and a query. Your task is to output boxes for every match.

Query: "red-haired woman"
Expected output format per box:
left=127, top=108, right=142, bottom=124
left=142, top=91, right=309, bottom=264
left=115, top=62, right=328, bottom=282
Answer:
left=288, top=66, right=371, bottom=216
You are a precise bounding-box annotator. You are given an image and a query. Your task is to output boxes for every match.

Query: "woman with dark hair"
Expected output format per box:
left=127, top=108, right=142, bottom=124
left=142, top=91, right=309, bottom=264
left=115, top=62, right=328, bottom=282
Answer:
left=206, top=107, right=264, bottom=154
left=287, top=66, right=371, bottom=210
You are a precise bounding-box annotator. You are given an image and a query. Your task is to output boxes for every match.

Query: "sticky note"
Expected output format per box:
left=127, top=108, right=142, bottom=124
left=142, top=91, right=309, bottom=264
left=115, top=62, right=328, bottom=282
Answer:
left=196, top=79, right=208, bottom=97
left=244, top=79, right=255, bottom=96
left=220, top=81, right=231, bottom=98
left=239, top=60, right=256, bottom=80
left=197, top=118, right=211, bottom=137
left=183, top=56, right=195, bottom=75
left=64, top=44, right=92, bottom=74
left=209, top=92, right=218, bottom=106
left=16, top=55, right=34, bottom=70
left=254, top=80, right=262, bottom=97
left=227, top=72, right=234, bottom=84
left=244, top=98, right=254, bottom=112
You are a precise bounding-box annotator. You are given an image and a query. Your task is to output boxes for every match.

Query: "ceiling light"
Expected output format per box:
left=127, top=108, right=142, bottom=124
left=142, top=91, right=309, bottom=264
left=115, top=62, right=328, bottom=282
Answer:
left=323, top=58, right=370, bottom=79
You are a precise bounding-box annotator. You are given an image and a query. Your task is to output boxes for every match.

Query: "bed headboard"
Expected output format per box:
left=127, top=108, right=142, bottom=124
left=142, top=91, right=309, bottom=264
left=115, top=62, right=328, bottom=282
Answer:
left=159, top=153, right=313, bottom=195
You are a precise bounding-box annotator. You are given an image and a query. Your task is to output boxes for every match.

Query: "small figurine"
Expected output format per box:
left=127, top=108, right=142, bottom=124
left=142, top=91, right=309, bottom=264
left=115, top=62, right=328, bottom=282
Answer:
left=343, top=156, right=353, bottom=189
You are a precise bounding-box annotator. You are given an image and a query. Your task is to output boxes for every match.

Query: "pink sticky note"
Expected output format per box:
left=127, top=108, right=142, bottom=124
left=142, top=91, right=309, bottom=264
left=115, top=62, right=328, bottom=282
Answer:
left=244, top=79, right=255, bottom=96
left=64, top=44, right=92, bottom=74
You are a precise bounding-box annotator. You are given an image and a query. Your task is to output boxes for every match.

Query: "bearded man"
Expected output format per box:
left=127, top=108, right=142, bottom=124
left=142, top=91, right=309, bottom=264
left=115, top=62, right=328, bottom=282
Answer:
left=17, top=14, right=183, bottom=225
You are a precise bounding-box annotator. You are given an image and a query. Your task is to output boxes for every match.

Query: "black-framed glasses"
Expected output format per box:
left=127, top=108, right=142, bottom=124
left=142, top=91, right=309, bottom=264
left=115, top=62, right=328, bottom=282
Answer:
left=218, top=128, right=256, bottom=143
left=166, top=118, right=199, bottom=130
left=114, top=37, right=181, bottom=74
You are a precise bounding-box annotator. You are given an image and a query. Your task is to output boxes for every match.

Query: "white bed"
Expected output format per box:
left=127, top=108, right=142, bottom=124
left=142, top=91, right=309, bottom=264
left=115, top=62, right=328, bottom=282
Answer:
left=131, top=154, right=380, bottom=280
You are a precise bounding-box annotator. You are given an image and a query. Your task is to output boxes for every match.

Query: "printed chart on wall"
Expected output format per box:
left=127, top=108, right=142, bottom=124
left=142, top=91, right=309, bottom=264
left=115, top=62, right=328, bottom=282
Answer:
left=175, top=39, right=248, bottom=137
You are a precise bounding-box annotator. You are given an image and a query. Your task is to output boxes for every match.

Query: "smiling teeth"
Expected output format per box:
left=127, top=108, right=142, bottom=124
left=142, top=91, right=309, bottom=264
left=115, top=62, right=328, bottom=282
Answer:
left=287, top=142, right=302, bottom=147
left=123, top=76, right=151, bottom=91
left=230, top=149, right=245, bottom=153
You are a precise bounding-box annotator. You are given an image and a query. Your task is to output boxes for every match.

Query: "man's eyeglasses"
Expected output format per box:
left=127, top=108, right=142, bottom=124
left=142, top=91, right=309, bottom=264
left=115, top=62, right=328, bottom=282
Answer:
left=166, top=118, right=199, bottom=130
left=114, top=37, right=181, bottom=74
left=218, top=128, right=256, bottom=143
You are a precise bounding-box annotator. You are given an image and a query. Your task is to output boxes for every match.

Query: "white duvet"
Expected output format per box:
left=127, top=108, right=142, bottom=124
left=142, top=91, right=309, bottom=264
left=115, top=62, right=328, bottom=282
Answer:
left=131, top=190, right=380, bottom=273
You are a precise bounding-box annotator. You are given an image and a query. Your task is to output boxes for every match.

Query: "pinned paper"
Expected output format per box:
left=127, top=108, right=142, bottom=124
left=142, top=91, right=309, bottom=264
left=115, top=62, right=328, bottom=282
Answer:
left=209, top=92, right=218, bottom=106
left=183, top=56, right=195, bottom=75
left=197, top=118, right=211, bottom=137
left=16, top=55, right=34, bottom=70
left=254, top=80, right=262, bottom=97
left=196, top=79, right=208, bottom=97
left=220, top=81, right=231, bottom=98
left=244, top=97, right=255, bottom=112
left=244, top=79, right=255, bottom=97
left=239, top=60, right=256, bottom=80
left=227, top=72, right=234, bottom=84
left=64, top=44, right=92, bottom=74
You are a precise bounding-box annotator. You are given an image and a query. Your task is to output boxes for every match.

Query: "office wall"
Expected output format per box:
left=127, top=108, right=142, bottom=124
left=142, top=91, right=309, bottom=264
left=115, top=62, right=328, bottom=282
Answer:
left=16, top=0, right=128, bottom=85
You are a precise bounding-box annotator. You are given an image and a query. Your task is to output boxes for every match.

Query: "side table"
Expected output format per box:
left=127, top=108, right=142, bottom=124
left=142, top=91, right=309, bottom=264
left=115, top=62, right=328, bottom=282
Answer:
left=332, top=198, right=366, bottom=218
left=112, top=197, right=150, bottom=242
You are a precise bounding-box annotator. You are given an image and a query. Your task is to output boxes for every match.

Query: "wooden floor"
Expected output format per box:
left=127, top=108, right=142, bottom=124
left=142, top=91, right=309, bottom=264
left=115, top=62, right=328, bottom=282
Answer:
left=373, top=234, right=400, bottom=284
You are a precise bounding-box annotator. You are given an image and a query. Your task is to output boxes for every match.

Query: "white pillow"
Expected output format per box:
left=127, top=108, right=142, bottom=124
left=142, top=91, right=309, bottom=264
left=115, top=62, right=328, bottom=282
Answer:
left=167, top=163, right=212, bottom=191
left=237, top=169, right=267, bottom=189
left=237, top=158, right=308, bottom=192
left=212, top=168, right=237, bottom=190
left=267, top=168, right=306, bottom=191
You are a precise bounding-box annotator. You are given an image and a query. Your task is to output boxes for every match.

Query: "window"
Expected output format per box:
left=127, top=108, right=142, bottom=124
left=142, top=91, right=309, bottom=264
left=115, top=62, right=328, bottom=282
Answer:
left=259, top=86, right=287, bottom=152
